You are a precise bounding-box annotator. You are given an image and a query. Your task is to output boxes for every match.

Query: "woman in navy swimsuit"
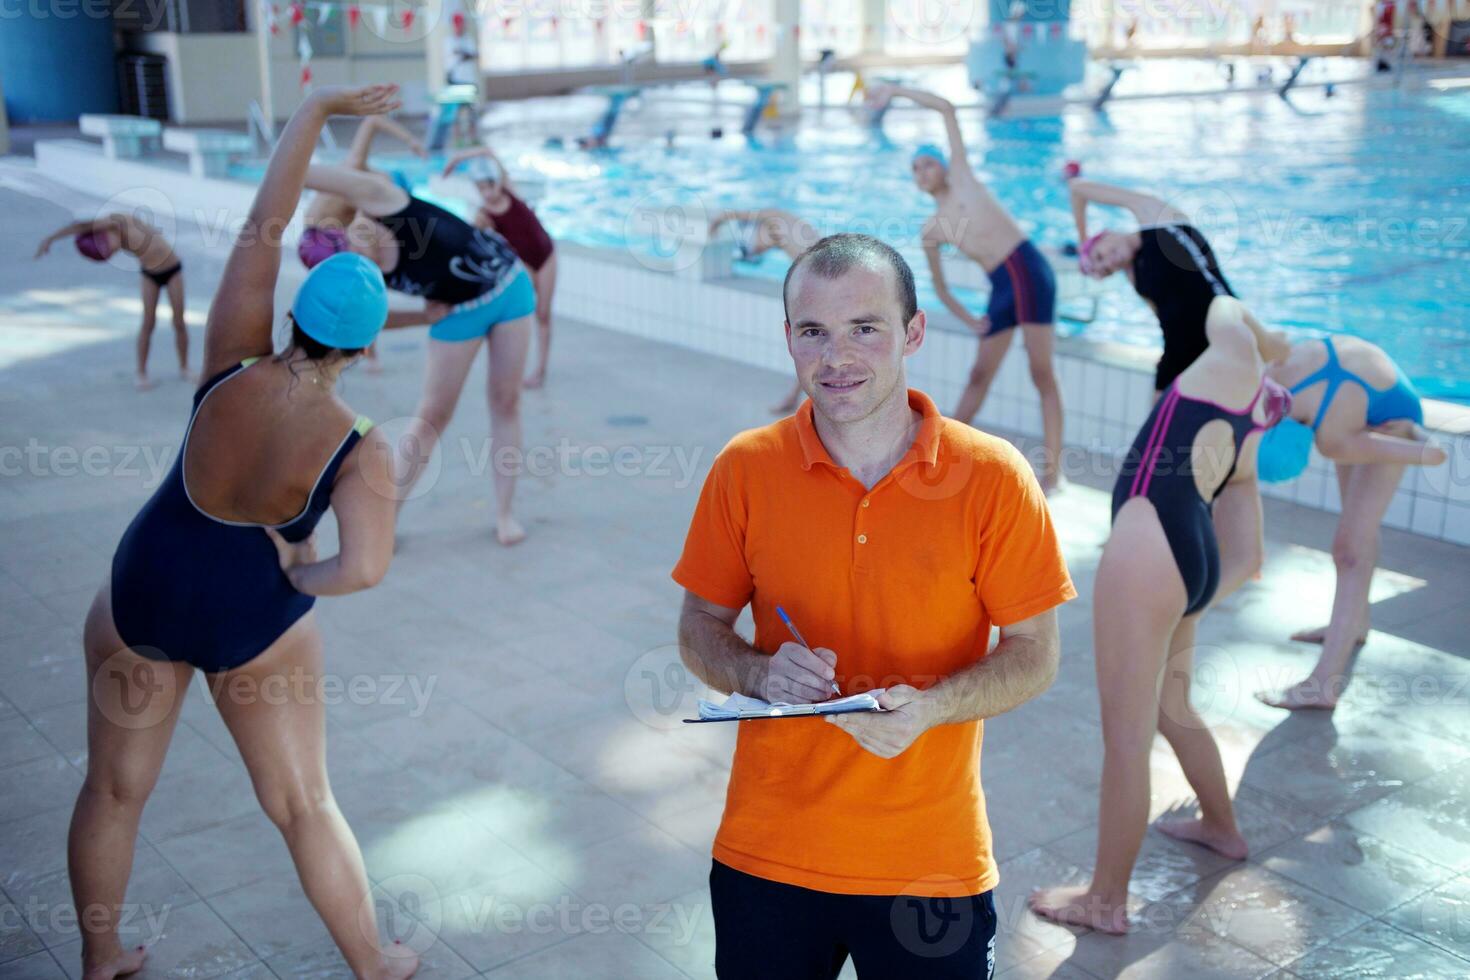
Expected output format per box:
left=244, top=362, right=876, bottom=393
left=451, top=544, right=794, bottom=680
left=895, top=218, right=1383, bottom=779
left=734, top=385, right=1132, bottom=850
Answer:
left=67, top=86, right=416, bottom=980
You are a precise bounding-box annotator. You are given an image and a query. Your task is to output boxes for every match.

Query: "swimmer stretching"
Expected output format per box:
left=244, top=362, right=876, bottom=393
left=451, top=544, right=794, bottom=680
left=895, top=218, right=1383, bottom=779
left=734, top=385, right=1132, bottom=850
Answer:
left=37, top=214, right=192, bottom=389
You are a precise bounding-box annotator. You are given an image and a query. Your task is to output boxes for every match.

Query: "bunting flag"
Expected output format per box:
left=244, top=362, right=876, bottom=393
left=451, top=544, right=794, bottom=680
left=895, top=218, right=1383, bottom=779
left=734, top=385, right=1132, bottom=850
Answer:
left=370, top=4, right=389, bottom=33
left=288, top=1, right=303, bottom=25
left=452, top=10, right=465, bottom=35
left=347, top=3, right=360, bottom=29
left=317, top=2, right=330, bottom=24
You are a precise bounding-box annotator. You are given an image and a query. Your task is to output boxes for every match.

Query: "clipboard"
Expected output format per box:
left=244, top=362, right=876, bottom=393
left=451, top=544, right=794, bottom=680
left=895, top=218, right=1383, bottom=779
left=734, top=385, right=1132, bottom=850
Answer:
left=683, top=690, right=886, bottom=724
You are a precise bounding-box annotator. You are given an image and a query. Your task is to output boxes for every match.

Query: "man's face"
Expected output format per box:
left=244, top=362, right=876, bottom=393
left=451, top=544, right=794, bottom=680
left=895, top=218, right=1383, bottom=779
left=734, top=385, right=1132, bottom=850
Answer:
left=785, top=263, right=924, bottom=425
left=911, top=156, right=946, bottom=195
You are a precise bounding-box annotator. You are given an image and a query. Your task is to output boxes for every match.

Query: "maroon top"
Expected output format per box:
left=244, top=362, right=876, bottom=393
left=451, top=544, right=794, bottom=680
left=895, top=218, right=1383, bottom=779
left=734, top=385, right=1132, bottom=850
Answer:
left=478, top=191, right=554, bottom=271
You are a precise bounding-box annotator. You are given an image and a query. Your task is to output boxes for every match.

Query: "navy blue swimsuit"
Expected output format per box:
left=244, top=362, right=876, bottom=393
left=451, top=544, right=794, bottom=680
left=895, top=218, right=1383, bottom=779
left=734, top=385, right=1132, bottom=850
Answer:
left=1112, top=380, right=1268, bottom=616
left=110, top=361, right=370, bottom=672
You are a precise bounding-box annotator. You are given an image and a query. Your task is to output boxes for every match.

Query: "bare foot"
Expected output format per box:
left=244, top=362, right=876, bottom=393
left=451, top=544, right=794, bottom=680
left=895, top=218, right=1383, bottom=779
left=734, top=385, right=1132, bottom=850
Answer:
left=1289, top=624, right=1368, bottom=647
left=82, top=945, right=147, bottom=980
left=134, top=375, right=158, bottom=391
left=1256, top=679, right=1340, bottom=711
left=523, top=372, right=546, bottom=389
left=378, top=942, right=419, bottom=980
left=1029, top=885, right=1129, bottom=934
left=1155, top=816, right=1248, bottom=860
left=179, top=369, right=199, bottom=384
left=1041, top=473, right=1065, bottom=497
left=496, top=516, right=527, bottom=547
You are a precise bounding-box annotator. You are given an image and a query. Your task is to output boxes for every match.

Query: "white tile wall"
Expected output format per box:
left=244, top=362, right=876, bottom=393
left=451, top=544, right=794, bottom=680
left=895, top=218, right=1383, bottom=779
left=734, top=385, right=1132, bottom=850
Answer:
left=1445, top=503, right=1470, bottom=546
left=560, top=248, right=1470, bottom=547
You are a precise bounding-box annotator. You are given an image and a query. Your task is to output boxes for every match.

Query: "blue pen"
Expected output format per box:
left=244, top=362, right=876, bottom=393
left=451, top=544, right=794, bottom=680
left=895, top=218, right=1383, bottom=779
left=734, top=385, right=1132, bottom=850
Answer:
left=775, top=605, right=842, bottom=696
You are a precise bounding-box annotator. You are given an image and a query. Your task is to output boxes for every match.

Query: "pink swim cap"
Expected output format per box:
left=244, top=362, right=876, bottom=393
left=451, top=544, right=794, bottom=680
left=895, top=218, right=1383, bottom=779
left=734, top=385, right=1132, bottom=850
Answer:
left=1260, top=377, right=1294, bottom=429
left=75, top=231, right=108, bottom=262
left=1063, top=160, right=1081, bottom=180
left=1078, top=232, right=1106, bottom=276
left=298, top=226, right=350, bottom=269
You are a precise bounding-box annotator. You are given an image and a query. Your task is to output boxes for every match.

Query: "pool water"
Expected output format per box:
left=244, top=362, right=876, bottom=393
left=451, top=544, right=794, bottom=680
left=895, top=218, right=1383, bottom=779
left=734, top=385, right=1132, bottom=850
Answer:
left=270, top=75, right=1470, bottom=401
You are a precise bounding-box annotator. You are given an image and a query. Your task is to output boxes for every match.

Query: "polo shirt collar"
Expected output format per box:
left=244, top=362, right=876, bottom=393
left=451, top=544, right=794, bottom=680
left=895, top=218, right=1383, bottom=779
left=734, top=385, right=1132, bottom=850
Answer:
left=795, top=388, right=943, bottom=474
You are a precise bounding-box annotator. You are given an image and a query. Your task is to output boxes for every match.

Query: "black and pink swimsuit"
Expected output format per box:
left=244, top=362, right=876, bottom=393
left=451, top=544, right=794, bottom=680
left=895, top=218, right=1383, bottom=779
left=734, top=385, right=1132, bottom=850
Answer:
left=1111, top=377, right=1284, bottom=615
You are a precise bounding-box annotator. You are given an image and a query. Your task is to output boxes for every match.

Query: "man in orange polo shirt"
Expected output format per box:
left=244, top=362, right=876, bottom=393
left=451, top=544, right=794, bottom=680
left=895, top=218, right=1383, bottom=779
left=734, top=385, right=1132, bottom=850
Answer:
left=673, top=233, right=1075, bottom=977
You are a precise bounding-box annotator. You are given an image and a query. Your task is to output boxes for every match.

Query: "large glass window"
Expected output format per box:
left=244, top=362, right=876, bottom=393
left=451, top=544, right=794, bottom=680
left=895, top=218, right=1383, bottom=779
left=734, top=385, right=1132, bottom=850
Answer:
left=478, top=0, right=774, bottom=72
left=802, top=0, right=865, bottom=58
left=1074, top=0, right=1369, bottom=50
left=887, top=0, right=981, bottom=55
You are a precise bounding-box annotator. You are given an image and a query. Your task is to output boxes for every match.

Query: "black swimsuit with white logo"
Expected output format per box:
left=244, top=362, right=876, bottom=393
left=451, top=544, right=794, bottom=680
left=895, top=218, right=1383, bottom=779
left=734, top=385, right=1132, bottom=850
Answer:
left=372, top=196, right=519, bottom=305
left=1132, top=224, right=1236, bottom=390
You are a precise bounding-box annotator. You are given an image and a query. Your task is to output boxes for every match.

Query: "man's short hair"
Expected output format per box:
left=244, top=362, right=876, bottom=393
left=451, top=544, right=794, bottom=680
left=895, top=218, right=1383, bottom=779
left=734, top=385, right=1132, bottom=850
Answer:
left=782, top=233, right=918, bottom=327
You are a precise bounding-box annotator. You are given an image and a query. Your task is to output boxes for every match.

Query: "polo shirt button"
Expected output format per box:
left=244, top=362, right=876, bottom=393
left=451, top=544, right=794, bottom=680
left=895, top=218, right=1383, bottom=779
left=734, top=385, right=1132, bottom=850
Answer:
left=857, top=534, right=868, bottom=544
left=861, top=499, right=870, bottom=508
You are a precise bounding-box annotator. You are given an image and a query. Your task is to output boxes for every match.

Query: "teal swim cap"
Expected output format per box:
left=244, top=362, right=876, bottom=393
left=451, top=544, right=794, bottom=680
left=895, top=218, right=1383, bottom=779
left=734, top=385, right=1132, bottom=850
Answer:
left=1255, top=417, right=1314, bottom=483
left=290, top=252, right=388, bottom=351
left=912, top=143, right=948, bottom=168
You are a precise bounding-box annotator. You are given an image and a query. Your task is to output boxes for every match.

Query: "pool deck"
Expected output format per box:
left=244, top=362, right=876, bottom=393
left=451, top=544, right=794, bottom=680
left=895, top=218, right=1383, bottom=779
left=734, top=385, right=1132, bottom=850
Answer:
left=2, top=160, right=1470, bottom=980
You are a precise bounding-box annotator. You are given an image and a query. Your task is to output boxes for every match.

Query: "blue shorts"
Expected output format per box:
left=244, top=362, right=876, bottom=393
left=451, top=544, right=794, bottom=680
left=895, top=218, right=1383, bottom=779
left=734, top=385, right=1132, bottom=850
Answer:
left=429, top=267, right=537, bottom=342
left=986, top=239, right=1056, bottom=335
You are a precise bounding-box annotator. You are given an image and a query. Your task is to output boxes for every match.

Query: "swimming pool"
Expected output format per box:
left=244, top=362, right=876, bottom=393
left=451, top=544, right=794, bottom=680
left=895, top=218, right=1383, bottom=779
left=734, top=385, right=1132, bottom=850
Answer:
left=273, top=73, right=1470, bottom=401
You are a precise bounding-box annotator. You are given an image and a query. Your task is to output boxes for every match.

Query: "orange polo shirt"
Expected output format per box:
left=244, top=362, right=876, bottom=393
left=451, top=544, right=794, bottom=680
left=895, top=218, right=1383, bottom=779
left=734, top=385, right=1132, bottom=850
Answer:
left=672, top=389, right=1075, bottom=897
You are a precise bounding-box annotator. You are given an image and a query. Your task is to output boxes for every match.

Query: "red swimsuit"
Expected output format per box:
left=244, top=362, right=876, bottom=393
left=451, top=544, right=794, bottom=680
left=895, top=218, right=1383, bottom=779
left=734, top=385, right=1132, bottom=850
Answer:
left=478, top=191, right=554, bottom=272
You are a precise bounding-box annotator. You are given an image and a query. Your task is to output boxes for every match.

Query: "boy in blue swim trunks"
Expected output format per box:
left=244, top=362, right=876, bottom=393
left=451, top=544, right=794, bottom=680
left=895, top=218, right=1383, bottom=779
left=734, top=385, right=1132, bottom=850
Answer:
left=867, top=83, right=1063, bottom=492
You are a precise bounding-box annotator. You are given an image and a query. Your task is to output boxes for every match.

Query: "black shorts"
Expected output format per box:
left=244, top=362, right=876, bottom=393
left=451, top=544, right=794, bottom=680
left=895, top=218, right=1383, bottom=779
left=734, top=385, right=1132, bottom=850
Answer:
left=710, top=861, right=997, bottom=979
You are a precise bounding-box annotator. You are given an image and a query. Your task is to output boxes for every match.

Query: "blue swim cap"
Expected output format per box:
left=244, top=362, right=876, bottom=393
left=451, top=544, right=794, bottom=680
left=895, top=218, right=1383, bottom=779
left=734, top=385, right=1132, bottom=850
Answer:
left=1255, top=417, right=1314, bottom=483
left=290, top=252, right=388, bottom=351
left=912, top=143, right=948, bottom=168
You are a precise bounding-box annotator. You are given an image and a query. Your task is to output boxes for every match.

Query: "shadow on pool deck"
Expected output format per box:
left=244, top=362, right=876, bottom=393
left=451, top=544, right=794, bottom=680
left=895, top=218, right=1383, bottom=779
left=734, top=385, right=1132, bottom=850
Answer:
left=1, top=180, right=1468, bottom=979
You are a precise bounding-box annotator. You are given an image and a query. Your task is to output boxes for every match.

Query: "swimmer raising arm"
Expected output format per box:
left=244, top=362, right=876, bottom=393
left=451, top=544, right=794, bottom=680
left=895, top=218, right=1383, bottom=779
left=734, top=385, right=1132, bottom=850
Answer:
left=207, top=84, right=401, bottom=376
left=442, top=144, right=516, bottom=195
left=35, top=216, right=123, bottom=258
left=867, top=84, right=975, bottom=178
left=1067, top=178, right=1186, bottom=243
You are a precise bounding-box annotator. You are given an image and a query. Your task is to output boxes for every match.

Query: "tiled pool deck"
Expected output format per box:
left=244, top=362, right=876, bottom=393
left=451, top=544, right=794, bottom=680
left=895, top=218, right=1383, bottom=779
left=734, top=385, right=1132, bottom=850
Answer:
left=1, top=161, right=1468, bottom=979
